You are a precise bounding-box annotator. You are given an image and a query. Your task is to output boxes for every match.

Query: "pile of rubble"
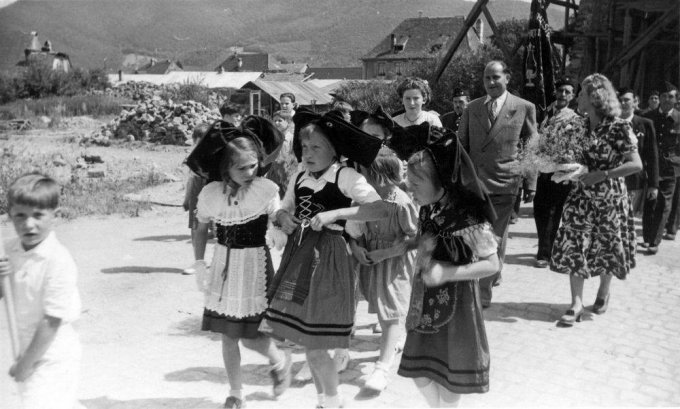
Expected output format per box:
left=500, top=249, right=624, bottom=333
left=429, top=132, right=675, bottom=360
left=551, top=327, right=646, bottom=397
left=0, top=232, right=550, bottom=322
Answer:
left=87, top=96, right=220, bottom=146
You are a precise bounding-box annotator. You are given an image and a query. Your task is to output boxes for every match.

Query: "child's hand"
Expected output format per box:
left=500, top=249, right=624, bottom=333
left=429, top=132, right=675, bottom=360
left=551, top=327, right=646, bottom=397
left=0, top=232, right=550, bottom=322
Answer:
left=415, top=234, right=436, bottom=270
left=310, top=211, right=337, bottom=231
left=276, top=210, right=300, bottom=235
left=350, top=242, right=373, bottom=266
left=9, top=359, right=34, bottom=382
left=0, top=257, right=12, bottom=277
left=422, top=262, right=450, bottom=287
left=366, top=249, right=387, bottom=264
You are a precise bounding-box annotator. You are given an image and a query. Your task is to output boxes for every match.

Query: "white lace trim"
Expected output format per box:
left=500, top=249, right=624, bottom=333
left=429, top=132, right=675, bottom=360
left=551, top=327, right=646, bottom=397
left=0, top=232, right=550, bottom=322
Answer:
left=204, top=246, right=268, bottom=318
left=452, top=222, right=498, bottom=259
left=196, top=178, right=279, bottom=226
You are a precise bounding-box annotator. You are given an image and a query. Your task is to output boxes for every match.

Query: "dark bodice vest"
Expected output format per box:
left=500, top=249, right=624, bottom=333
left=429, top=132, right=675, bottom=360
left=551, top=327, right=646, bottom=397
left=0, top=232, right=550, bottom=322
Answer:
left=294, top=167, right=352, bottom=228
left=216, top=214, right=268, bottom=248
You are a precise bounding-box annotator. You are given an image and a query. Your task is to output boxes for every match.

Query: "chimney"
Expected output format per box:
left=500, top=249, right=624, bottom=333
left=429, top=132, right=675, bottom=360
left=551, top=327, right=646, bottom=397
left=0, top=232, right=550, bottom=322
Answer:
left=418, top=10, right=423, bottom=18
left=475, top=19, right=484, bottom=43
left=391, top=34, right=397, bottom=52
left=118, top=70, right=123, bottom=82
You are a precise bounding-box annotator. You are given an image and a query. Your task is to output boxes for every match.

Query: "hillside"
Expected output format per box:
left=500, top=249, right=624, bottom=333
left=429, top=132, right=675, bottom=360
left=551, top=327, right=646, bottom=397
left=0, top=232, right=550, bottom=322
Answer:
left=0, top=0, right=565, bottom=72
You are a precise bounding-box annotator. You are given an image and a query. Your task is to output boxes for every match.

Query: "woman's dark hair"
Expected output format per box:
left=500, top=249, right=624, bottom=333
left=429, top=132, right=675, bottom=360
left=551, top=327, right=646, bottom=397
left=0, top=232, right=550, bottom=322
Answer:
left=280, top=93, right=296, bottom=103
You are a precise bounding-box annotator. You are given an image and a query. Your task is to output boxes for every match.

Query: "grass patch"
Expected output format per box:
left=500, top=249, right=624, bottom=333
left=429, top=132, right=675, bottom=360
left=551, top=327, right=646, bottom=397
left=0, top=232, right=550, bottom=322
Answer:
left=0, top=139, right=167, bottom=219
left=0, top=94, right=130, bottom=121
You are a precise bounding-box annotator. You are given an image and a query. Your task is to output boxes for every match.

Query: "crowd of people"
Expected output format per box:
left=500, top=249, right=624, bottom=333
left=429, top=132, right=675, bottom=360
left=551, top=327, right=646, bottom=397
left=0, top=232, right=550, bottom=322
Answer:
left=1, top=59, right=679, bottom=409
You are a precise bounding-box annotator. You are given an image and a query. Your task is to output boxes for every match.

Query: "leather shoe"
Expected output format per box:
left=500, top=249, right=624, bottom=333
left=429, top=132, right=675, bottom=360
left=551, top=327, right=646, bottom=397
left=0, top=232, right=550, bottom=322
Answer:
left=647, top=245, right=659, bottom=255
left=592, top=294, right=610, bottom=314
left=535, top=259, right=549, bottom=268
left=663, top=233, right=676, bottom=240
left=558, top=308, right=583, bottom=326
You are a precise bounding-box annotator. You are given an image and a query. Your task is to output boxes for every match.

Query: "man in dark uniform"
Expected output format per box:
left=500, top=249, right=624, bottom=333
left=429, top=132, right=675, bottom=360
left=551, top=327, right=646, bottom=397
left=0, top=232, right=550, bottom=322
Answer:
left=642, top=85, right=680, bottom=253
left=440, top=88, right=469, bottom=133
left=533, top=77, right=579, bottom=268
left=619, top=87, right=659, bottom=218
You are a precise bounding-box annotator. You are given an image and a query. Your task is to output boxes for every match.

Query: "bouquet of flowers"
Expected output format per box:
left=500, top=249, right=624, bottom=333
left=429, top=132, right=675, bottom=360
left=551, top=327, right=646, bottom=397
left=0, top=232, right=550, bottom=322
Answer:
left=521, top=114, right=590, bottom=183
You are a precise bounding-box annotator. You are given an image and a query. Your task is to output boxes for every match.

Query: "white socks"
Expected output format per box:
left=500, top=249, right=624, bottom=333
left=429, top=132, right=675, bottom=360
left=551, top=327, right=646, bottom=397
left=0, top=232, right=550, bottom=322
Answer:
left=324, top=393, right=342, bottom=408
left=229, top=389, right=242, bottom=400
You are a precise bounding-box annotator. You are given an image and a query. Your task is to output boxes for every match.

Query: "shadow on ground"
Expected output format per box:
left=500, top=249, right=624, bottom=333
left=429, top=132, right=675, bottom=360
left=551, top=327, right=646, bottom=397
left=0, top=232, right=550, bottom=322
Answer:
left=482, top=302, right=595, bottom=324
left=169, top=316, right=221, bottom=340
left=134, top=234, right=191, bottom=242
left=101, top=266, right=185, bottom=274
left=504, top=253, right=537, bottom=267
left=165, top=364, right=274, bottom=387
left=82, top=396, right=218, bottom=409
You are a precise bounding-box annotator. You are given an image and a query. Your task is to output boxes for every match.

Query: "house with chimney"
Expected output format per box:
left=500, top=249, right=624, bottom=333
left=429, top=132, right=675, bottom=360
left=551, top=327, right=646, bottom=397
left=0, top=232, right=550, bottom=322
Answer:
left=137, top=59, right=183, bottom=74
left=215, top=47, right=270, bottom=72
left=19, top=31, right=71, bottom=72
left=360, top=15, right=485, bottom=79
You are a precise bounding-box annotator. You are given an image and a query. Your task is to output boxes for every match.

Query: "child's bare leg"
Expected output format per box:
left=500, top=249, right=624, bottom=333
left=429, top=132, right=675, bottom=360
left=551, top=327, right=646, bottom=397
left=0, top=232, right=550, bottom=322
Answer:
left=307, top=348, right=339, bottom=397
left=377, top=318, right=401, bottom=366
left=241, top=334, right=285, bottom=365
left=222, top=335, right=242, bottom=397
left=439, top=386, right=461, bottom=407
left=414, top=377, right=440, bottom=407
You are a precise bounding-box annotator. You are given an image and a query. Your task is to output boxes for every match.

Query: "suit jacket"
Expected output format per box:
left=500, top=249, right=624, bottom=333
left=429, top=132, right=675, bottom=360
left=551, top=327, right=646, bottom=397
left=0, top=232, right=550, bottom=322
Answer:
left=458, top=93, right=538, bottom=195
left=624, top=115, right=659, bottom=190
left=644, top=108, right=680, bottom=178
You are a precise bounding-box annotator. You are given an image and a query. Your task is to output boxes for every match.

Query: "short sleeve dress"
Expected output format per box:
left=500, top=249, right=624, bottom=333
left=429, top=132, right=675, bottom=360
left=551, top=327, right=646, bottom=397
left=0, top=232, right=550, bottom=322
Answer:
left=356, top=187, right=418, bottom=323
left=550, top=117, right=638, bottom=279
left=397, top=200, right=498, bottom=394
left=196, top=178, right=280, bottom=338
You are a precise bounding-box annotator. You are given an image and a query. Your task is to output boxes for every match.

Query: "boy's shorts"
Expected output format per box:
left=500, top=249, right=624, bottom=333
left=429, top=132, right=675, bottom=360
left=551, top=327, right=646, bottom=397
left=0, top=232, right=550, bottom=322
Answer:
left=19, top=339, right=81, bottom=409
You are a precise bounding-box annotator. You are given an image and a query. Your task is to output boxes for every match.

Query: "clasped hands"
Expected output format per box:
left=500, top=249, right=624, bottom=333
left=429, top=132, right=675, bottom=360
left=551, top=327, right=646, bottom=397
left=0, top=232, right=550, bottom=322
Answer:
left=275, top=210, right=338, bottom=234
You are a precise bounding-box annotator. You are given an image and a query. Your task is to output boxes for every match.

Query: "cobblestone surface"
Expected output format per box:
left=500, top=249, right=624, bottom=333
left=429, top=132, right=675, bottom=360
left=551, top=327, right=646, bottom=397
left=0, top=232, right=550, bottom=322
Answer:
left=2, top=204, right=680, bottom=408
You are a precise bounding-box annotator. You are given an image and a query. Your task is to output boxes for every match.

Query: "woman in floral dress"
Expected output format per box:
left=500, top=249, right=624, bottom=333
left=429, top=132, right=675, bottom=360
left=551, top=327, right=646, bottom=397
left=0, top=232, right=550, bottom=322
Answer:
left=550, top=73, right=643, bottom=326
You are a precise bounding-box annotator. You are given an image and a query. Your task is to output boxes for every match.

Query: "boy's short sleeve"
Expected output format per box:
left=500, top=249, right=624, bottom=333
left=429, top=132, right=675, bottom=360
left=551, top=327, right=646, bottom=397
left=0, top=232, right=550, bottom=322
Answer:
left=43, top=250, right=80, bottom=322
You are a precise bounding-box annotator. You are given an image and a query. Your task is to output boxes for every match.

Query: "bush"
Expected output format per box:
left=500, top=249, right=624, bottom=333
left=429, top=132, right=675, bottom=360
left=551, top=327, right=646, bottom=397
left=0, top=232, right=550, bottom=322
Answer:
left=0, top=94, right=129, bottom=119
left=331, top=80, right=402, bottom=113
left=0, top=61, right=112, bottom=104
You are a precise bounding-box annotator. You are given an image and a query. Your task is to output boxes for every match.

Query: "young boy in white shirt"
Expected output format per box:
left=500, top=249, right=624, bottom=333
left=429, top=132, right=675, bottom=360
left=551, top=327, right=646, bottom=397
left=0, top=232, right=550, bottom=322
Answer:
left=0, top=173, right=82, bottom=409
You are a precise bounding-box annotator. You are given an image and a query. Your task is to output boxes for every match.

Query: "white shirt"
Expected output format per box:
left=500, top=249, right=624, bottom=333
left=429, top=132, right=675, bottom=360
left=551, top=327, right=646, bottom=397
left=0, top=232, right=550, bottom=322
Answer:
left=5, top=232, right=81, bottom=360
left=484, top=90, right=509, bottom=119
left=281, top=162, right=380, bottom=228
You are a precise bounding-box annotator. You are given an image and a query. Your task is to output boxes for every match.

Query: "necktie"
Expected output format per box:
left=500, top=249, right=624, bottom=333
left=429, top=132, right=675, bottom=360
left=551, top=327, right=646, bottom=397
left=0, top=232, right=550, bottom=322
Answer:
left=487, top=99, right=498, bottom=123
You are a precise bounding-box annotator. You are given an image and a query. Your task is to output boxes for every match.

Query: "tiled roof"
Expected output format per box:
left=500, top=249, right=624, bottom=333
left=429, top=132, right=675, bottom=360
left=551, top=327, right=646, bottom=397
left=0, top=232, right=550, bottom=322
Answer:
left=361, top=17, right=469, bottom=60
left=306, top=67, right=363, bottom=80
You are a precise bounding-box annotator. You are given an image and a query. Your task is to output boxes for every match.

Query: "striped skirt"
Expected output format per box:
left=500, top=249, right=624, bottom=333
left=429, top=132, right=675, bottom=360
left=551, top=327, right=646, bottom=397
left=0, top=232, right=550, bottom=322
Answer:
left=264, top=228, right=355, bottom=349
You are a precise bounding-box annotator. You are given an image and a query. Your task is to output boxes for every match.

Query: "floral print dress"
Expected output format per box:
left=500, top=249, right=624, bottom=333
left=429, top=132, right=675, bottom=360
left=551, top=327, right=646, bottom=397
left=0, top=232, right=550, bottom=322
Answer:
left=550, top=116, right=638, bottom=279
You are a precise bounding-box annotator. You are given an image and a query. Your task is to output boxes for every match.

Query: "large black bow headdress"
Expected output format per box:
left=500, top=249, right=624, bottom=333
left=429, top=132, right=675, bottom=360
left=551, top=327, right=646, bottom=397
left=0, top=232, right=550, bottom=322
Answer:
left=185, top=116, right=283, bottom=182
left=389, top=123, right=497, bottom=223
left=292, top=107, right=383, bottom=167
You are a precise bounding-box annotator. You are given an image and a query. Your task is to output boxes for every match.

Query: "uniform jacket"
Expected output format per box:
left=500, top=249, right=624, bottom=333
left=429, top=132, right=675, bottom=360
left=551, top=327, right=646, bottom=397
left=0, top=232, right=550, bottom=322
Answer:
left=458, top=93, right=538, bottom=195
left=644, top=108, right=680, bottom=178
left=624, top=115, right=659, bottom=190
left=440, top=111, right=462, bottom=133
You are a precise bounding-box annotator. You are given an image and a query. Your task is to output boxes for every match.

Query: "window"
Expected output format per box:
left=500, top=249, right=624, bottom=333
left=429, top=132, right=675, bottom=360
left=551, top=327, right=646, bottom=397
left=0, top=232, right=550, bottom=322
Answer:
left=395, top=62, right=403, bottom=76
left=378, top=62, right=386, bottom=76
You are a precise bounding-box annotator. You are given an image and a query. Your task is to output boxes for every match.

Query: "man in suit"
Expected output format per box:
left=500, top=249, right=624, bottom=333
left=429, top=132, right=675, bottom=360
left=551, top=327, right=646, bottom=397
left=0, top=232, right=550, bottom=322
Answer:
left=440, top=88, right=469, bottom=133
left=458, top=60, right=538, bottom=307
left=642, top=85, right=680, bottom=253
left=619, top=88, right=659, bottom=218
left=533, top=77, right=580, bottom=269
